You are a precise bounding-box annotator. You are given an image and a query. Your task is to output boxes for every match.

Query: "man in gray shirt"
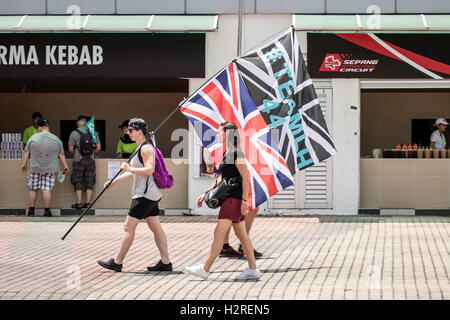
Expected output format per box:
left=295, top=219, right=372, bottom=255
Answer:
left=68, top=115, right=101, bottom=209
left=21, top=118, right=69, bottom=217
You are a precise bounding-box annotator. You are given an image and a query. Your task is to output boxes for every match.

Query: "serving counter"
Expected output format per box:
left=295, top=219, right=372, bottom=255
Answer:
left=361, top=158, right=450, bottom=209
left=0, top=159, right=188, bottom=211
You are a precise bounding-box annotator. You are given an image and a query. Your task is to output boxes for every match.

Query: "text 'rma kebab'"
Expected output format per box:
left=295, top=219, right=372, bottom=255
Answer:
left=0, top=45, right=103, bottom=65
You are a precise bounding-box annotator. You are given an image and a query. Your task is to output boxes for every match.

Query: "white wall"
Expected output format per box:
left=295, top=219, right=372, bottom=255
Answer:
left=332, top=79, right=361, bottom=214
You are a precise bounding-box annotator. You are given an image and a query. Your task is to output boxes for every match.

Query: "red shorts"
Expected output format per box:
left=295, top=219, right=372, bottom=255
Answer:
left=218, top=197, right=245, bottom=223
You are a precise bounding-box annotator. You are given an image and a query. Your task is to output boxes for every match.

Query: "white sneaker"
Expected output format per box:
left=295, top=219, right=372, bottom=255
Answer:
left=235, top=268, right=261, bottom=280
left=184, top=264, right=210, bottom=280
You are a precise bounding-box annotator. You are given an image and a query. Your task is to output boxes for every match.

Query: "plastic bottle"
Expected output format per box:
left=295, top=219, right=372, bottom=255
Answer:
left=401, top=144, right=407, bottom=158
left=417, top=146, right=424, bottom=158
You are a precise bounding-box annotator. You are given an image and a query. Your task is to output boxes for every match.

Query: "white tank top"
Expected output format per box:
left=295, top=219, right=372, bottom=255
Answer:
left=130, top=144, right=162, bottom=201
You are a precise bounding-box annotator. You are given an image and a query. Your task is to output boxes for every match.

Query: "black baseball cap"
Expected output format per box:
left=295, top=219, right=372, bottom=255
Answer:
left=128, top=118, right=148, bottom=133
left=119, top=120, right=129, bottom=128
left=37, top=118, right=48, bottom=127
left=77, top=115, right=89, bottom=121
left=32, top=112, right=42, bottom=119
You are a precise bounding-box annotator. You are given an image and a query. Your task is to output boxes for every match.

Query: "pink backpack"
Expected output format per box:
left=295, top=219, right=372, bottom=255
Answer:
left=138, top=142, right=173, bottom=190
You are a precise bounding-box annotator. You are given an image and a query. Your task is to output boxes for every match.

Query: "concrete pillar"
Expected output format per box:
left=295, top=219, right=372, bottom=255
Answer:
left=332, top=79, right=360, bottom=214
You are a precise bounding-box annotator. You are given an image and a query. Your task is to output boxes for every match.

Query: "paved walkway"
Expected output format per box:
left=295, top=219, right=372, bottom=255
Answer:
left=0, top=216, right=449, bottom=300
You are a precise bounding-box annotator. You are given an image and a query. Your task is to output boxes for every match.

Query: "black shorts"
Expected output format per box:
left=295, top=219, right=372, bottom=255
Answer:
left=128, top=197, right=161, bottom=220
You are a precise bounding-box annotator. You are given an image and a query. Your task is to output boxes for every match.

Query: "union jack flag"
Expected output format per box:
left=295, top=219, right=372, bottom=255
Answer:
left=180, top=62, right=294, bottom=211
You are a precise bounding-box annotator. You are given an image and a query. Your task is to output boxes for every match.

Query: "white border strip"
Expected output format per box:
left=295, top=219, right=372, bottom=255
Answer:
left=82, top=15, right=90, bottom=29
left=360, top=80, right=450, bottom=89
left=292, top=14, right=450, bottom=31
left=14, top=15, right=27, bottom=29
left=368, top=33, right=443, bottom=79
left=213, top=15, right=218, bottom=30
left=356, top=15, right=362, bottom=29
left=146, top=15, right=154, bottom=29
left=421, top=14, right=429, bottom=29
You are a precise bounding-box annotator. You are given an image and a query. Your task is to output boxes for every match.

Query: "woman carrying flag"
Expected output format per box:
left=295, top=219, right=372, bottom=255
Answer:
left=184, top=121, right=261, bottom=280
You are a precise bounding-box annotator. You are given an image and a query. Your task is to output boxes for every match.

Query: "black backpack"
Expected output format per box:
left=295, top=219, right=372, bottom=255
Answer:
left=76, top=129, right=94, bottom=157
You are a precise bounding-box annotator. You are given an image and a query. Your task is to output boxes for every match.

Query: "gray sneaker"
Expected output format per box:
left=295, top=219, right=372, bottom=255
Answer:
left=235, top=268, right=261, bottom=280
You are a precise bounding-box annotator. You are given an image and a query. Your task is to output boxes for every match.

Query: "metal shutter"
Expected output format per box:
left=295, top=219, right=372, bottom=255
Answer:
left=268, top=88, right=333, bottom=209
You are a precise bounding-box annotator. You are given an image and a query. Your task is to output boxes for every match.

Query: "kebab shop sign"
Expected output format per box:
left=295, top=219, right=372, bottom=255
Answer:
left=0, top=45, right=103, bottom=65
left=0, top=33, right=206, bottom=78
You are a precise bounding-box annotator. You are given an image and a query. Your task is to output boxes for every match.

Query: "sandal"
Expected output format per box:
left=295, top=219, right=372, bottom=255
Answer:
left=71, top=203, right=82, bottom=209
left=82, top=202, right=91, bottom=209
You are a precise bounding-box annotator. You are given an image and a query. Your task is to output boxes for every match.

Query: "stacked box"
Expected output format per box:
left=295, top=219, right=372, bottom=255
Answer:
left=1, top=133, right=23, bottom=159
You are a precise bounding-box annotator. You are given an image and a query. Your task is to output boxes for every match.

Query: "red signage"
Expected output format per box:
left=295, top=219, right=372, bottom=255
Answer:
left=308, top=33, right=450, bottom=79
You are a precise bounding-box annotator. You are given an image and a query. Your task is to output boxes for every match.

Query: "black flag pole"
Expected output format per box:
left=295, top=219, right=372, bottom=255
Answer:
left=61, top=104, right=181, bottom=241
left=61, top=26, right=294, bottom=241
left=61, top=67, right=234, bottom=241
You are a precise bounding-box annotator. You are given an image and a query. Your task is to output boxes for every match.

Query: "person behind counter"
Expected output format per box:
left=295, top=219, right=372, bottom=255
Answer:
left=22, top=112, right=42, bottom=145
left=116, top=120, right=137, bottom=159
left=68, top=115, right=101, bottom=209
left=21, top=118, right=69, bottom=217
left=430, top=117, right=448, bottom=150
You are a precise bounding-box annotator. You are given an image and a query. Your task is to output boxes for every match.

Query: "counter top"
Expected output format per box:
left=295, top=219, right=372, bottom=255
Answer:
left=0, top=158, right=188, bottom=210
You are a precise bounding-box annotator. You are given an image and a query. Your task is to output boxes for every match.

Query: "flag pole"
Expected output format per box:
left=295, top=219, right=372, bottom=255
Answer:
left=61, top=104, right=181, bottom=240
left=237, top=0, right=243, bottom=56
left=63, top=61, right=236, bottom=240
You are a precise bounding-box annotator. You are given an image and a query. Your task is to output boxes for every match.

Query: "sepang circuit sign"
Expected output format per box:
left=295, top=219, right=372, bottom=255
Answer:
left=308, top=33, right=450, bottom=79
left=319, top=53, right=378, bottom=73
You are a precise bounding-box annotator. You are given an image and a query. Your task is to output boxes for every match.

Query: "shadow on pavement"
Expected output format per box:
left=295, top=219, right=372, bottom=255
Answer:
left=211, top=266, right=331, bottom=275
left=125, top=270, right=184, bottom=275
left=260, top=266, right=332, bottom=273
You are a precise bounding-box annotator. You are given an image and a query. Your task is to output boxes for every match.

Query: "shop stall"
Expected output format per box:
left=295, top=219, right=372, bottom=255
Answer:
left=0, top=15, right=218, bottom=213
left=360, top=89, right=450, bottom=210
left=301, top=15, right=450, bottom=213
